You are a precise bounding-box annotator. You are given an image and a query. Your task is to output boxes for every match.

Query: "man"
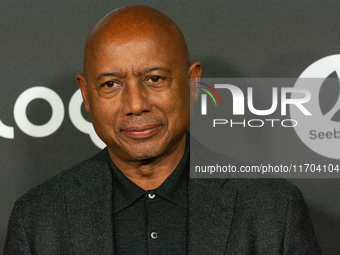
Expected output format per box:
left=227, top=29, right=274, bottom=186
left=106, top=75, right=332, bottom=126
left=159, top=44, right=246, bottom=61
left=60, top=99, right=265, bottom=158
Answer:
left=4, top=5, right=321, bottom=254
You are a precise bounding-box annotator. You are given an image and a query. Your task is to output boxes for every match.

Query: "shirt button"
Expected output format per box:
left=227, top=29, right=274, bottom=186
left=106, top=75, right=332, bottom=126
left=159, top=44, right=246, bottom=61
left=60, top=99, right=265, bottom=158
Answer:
left=148, top=193, right=156, bottom=199
left=150, top=232, right=158, bottom=239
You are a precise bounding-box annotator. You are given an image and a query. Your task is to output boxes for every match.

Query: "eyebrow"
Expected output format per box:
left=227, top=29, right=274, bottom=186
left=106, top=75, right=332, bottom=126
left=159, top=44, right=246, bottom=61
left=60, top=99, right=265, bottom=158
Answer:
left=96, top=67, right=171, bottom=82
left=96, top=72, right=120, bottom=82
left=138, top=67, right=171, bottom=76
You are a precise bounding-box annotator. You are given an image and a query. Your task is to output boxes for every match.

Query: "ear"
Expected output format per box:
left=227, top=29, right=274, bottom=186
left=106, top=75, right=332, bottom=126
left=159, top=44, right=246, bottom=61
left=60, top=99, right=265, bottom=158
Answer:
left=188, top=62, right=202, bottom=103
left=76, top=73, right=90, bottom=113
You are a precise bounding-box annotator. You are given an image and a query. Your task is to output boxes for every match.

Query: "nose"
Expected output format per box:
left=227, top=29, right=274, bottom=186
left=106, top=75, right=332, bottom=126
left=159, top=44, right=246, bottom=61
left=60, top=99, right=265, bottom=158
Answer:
left=122, top=82, right=152, bottom=116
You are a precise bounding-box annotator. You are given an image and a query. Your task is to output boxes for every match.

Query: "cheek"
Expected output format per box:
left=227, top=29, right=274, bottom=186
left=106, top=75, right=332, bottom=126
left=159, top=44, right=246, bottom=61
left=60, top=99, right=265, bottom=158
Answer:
left=89, top=99, right=119, bottom=128
left=154, top=89, right=178, bottom=114
left=156, top=89, right=190, bottom=128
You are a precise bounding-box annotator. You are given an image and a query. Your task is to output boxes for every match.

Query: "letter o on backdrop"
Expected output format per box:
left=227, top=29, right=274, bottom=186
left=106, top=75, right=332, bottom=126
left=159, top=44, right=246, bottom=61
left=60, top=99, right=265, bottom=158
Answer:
left=14, top=86, right=65, bottom=137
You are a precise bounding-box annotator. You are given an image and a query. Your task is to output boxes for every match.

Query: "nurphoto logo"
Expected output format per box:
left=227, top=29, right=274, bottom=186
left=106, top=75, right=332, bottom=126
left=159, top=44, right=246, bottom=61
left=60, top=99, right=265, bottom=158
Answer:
left=199, top=80, right=311, bottom=128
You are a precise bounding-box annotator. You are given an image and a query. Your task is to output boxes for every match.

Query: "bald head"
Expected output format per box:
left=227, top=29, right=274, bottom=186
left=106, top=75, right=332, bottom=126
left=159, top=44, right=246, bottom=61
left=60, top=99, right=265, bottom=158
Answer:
left=83, top=5, right=190, bottom=77
left=76, top=5, right=201, bottom=166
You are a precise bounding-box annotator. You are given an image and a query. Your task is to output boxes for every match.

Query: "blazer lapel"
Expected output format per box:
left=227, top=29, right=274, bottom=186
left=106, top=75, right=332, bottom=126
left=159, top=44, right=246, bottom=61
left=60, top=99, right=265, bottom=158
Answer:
left=188, top=178, right=237, bottom=254
left=65, top=150, right=115, bottom=254
left=188, top=136, right=237, bottom=254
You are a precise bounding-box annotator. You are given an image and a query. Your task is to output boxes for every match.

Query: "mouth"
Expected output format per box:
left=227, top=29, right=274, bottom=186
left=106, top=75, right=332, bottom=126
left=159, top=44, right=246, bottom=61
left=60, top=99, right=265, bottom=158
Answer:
left=121, top=124, right=162, bottom=139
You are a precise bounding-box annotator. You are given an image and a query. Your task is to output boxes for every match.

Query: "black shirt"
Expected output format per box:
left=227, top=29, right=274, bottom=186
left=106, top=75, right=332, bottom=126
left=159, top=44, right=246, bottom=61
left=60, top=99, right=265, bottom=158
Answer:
left=109, top=146, right=189, bottom=255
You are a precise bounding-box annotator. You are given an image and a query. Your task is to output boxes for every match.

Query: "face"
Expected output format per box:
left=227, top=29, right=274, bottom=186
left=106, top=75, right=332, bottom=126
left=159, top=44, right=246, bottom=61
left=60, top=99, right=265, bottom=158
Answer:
left=77, top=34, right=201, bottom=162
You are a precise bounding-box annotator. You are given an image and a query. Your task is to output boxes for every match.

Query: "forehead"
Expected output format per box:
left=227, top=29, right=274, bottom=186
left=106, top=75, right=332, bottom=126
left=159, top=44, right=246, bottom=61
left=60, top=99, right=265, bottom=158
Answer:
left=85, top=29, right=181, bottom=77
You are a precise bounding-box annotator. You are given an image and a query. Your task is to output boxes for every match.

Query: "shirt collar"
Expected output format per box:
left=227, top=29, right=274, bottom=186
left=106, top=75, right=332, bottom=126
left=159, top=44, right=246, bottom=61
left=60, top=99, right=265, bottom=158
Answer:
left=154, top=145, right=189, bottom=209
left=110, top=136, right=189, bottom=214
left=110, top=159, right=145, bottom=214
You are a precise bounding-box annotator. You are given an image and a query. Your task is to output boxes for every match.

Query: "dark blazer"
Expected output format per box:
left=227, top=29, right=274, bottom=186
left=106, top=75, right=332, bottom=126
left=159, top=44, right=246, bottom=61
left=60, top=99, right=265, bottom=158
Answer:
left=4, top=139, right=322, bottom=254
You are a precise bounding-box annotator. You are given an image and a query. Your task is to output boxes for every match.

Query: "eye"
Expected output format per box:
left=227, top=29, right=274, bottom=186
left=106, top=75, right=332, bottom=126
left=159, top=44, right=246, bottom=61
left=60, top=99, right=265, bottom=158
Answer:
left=150, top=76, right=160, bottom=82
left=103, top=81, right=116, bottom=88
left=102, top=81, right=120, bottom=88
left=146, top=76, right=163, bottom=84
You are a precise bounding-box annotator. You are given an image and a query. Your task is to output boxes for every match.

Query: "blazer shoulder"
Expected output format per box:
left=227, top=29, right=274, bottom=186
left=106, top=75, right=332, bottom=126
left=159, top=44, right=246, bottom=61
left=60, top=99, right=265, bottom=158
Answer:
left=15, top=148, right=110, bottom=208
left=190, top=135, right=298, bottom=198
left=190, top=135, right=243, bottom=167
left=221, top=177, right=306, bottom=217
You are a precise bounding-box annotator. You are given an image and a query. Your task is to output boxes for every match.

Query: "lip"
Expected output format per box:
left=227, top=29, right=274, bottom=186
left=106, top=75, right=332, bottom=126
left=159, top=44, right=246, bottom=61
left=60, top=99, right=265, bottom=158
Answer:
left=122, top=124, right=161, bottom=139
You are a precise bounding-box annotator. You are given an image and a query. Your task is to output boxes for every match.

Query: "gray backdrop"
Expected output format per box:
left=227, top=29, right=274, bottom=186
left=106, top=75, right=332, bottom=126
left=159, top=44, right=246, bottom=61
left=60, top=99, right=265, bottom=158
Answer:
left=1, top=1, right=339, bottom=253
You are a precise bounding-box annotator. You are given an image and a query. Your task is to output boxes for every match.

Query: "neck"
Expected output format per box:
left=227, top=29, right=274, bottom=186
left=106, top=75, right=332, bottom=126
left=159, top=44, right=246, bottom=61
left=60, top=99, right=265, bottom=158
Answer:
left=109, top=135, right=186, bottom=190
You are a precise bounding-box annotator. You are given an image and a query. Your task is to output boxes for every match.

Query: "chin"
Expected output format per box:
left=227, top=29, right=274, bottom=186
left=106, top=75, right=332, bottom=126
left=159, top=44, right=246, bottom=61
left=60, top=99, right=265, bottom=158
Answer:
left=128, top=145, right=165, bottom=161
